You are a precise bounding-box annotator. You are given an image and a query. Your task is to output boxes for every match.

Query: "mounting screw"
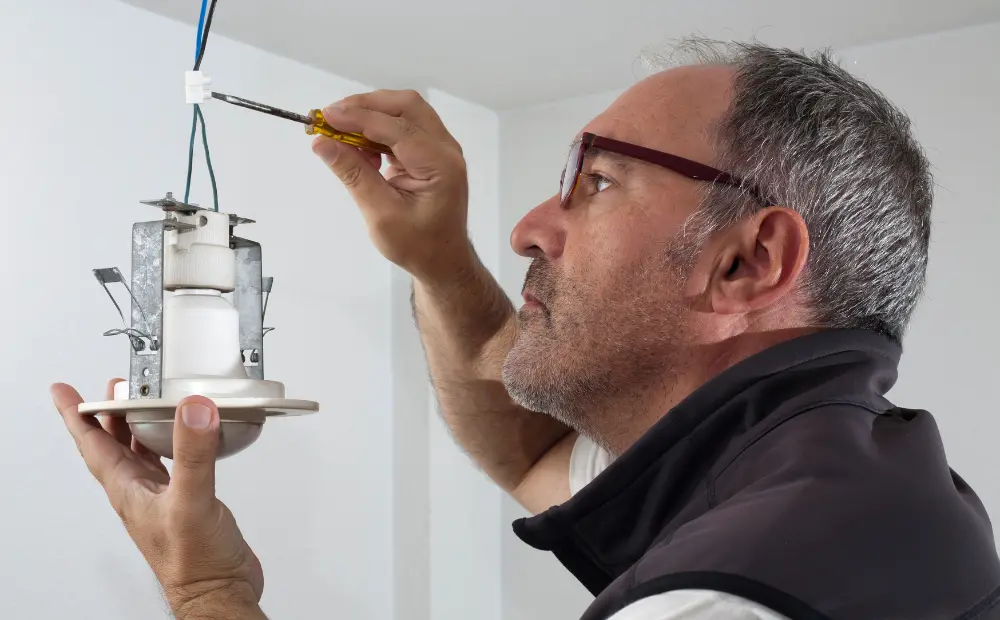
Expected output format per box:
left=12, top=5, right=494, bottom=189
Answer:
left=140, top=385, right=150, bottom=397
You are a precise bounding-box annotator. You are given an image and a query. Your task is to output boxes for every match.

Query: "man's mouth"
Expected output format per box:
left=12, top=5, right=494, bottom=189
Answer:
left=522, top=291, right=546, bottom=311
left=521, top=259, right=554, bottom=315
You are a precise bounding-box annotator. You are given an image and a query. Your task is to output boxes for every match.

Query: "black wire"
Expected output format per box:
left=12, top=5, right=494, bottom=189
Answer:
left=195, top=105, right=219, bottom=211
left=184, top=106, right=199, bottom=203
left=193, top=0, right=218, bottom=71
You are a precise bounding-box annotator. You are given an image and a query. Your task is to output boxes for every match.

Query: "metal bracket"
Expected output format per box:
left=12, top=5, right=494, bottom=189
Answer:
left=262, top=276, right=275, bottom=337
left=128, top=220, right=167, bottom=399
left=233, top=237, right=265, bottom=379
left=140, top=192, right=255, bottom=227
left=140, top=192, right=202, bottom=213
left=94, top=193, right=266, bottom=397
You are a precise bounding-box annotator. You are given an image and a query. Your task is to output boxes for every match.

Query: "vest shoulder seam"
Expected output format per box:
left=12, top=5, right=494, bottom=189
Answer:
left=707, top=399, right=882, bottom=507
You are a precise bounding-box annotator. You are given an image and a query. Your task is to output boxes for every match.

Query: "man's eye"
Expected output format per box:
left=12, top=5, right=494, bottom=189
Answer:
left=581, top=173, right=613, bottom=194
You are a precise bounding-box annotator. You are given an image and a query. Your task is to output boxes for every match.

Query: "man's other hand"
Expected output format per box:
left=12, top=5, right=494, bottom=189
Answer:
left=51, top=381, right=264, bottom=618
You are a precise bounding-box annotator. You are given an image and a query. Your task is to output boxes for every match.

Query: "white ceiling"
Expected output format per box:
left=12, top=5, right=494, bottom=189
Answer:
left=121, top=0, right=1000, bottom=109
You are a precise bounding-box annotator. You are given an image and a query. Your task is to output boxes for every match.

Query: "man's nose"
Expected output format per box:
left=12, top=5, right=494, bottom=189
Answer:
left=510, top=194, right=565, bottom=260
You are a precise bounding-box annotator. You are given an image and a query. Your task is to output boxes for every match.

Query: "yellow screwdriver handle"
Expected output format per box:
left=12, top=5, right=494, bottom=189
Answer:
left=304, top=109, right=393, bottom=156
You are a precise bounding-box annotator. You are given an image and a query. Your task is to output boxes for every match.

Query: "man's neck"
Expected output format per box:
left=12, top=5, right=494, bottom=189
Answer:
left=593, top=327, right=817, bottom=456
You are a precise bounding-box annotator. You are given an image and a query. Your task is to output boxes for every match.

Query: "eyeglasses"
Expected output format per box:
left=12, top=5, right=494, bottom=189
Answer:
left=559, top=132, right=770, bottom=206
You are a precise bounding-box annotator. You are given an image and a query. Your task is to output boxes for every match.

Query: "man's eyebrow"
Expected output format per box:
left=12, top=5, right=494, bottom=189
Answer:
left=564, top=140, right=636, bottom=173
left=587, top=148, right=635, bottom=173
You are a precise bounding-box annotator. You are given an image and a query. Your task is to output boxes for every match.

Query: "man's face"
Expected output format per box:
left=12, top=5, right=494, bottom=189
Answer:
left=501, top=66, right=736, bottom=439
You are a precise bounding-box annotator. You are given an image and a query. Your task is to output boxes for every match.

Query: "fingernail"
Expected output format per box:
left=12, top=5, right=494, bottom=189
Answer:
left=181, top=403, right=213, bottom=429
left=323, top=103, right=345, bottom=116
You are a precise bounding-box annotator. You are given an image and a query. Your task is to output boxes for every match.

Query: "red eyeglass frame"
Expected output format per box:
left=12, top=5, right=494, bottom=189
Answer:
left=560, top=132, right=770, bottom=206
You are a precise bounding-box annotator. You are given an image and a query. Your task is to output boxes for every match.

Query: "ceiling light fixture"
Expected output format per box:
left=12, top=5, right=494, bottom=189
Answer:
left=78, top=193, right=319, bottom=459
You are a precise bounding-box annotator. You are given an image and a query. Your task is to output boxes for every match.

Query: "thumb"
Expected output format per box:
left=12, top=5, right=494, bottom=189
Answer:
left=312, top=135, right=395, bottom=207
left=170, top=396, right=219, bottom=501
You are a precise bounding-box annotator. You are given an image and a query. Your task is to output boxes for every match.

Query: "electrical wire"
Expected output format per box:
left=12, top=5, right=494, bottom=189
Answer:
left=194, top=0, right=219, bottom=72
left=195, top=0, right=208, bottom=61
left=183, top=0, right=221, bottom=211
left=196, top=105, right=219, bottom=211
left=183, top=106, right=198, bottom=204
left=184, top=0, right=208, bottom=205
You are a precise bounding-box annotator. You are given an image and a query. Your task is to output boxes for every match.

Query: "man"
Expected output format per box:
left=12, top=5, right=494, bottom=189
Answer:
left=53, top=38, right=1000, bottom=619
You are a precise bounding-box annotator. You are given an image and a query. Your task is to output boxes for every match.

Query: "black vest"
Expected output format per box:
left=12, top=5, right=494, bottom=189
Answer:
left=513, top=329, right=1000, bottom=619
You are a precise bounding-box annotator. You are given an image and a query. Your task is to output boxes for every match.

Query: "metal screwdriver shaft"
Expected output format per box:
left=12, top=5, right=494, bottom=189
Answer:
left=211, top=91, right=394, bottom=156
left=212, top=92, right=314, bottom=124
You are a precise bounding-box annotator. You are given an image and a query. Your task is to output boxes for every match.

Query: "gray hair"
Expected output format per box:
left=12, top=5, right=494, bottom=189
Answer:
left=641, top=37, right=933, bottom=343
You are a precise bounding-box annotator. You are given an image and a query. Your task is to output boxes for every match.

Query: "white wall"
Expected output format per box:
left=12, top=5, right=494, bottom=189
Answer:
left=388, top=86, right=503, bottom=620
left=496, top=21, right=1000, bottom=619
left=390, top=259, right=431, bottom=620
left=0, top=2, right=398, bottom=618
left=425, top=88, right=503, bottom=620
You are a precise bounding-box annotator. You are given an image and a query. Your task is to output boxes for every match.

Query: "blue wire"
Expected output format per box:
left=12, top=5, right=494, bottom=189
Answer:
left=195, top=0, right=208, bottom=59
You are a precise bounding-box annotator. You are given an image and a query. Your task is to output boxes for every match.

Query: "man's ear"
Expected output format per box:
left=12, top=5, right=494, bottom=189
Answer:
left=708, top=207, right=809, bottom=315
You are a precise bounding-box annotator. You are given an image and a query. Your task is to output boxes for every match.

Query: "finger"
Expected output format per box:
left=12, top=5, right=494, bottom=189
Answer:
left=100, top=378, right=131, bottom=446
left=362, top=149, right=383, bottom=171
left=320, top=106, right=450, bottom=180
left=100, top=415, right=132, bottom=446
left=312, top=136, right=400, bottom=210
left=169, top=395, right=220, bottom=503
left=385, top=155, right=406, bottom=180
left=336, top=89, right=451, bottom=138
left=328, top=140, right=382, bottom=172
left=132, top=437, right=169, bottom=477
left=105, top=378, right=123, bottom=402
left=51, top=383, right=128, bottom=487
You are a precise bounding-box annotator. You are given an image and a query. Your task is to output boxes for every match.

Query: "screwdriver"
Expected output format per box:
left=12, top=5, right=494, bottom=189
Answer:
left=210, top=91, right=394, bottom=156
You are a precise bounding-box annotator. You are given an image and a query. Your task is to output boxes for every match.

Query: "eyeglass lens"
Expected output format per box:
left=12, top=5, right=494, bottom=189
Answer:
left=560, top=140, right=584, bottom=203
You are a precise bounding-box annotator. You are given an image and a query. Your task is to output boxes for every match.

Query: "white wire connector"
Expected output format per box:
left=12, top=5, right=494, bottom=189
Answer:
left=184, top=70, right=213, bottom=104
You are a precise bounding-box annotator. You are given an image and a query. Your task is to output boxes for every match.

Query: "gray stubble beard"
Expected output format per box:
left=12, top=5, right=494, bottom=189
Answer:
left=500, top=248, right=695, bottom=447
